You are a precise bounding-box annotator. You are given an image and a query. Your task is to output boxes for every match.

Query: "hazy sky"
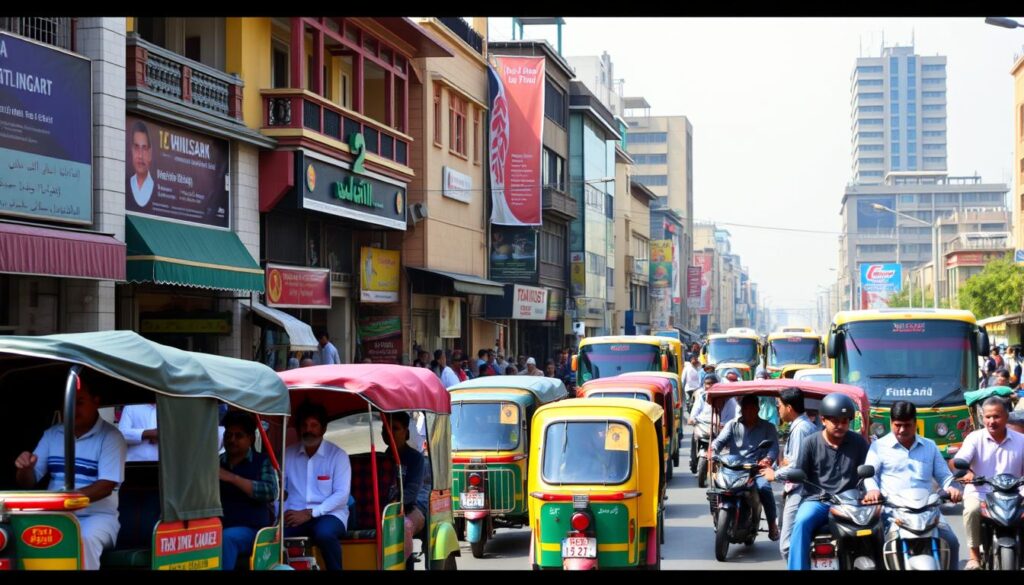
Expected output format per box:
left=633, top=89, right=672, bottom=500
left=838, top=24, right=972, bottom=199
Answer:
left=487, top=17, right=1024, bottom=311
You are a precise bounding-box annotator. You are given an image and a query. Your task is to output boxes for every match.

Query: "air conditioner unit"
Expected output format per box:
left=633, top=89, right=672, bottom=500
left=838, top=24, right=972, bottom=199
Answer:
left=407, top=202, right=429, bottom=225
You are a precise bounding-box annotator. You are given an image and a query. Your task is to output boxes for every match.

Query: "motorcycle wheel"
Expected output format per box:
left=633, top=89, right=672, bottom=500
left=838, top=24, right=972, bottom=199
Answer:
left=689, top=441, right=697, bottom=474
left=697, top=458, right=708, bottom=488
left=999, top=546, right=1016, bottom=571
left=715, top=509, right=732, bottom=562
left=471, top=528, right=487, bottom=559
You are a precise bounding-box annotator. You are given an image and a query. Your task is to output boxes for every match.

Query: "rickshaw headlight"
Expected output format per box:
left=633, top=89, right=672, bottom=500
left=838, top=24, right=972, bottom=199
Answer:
left=571, top=512, right=591, bottom=532
left=935, top=422, right=949, bottom=437
left=870, top=423, right=886, bottom=438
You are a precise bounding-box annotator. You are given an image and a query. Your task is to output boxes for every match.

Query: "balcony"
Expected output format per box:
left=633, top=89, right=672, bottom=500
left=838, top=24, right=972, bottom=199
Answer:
left=542, top=187, right=578, bottom=220
left=438, top=17, right=484, bottom=55
left=262, top=89, right=410, bottom=168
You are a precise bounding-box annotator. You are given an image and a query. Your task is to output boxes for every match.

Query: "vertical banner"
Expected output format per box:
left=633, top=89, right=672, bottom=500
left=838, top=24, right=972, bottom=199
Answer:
left=359, top=316, right=402, bottom=364
left=694, top=252, right=714, bottom=316
left=650, top=240, right=673, bottom=288
left=671, top=234, right=682, bottom=304
left=686, top=265, right=702, bottom=308
left=488, top=56, right=544, bottom=226
left=859, top=263, right=902, bottom=309
left=440, top=297, right=462, bottom=338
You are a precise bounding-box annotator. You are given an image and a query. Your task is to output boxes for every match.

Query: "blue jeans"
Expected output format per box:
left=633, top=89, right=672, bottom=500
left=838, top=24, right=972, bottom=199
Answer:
left=788, top=499, right=831, bottom=570
left=756, top=476, right=777, bottom=525
left=285, top=515, right=347, bottom=570
left=222, top=526, right=257, bottom=571
left=881, top=512, right=960, bottom=570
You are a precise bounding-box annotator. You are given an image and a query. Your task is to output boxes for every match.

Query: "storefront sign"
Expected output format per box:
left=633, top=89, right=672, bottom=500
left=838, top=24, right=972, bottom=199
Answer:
left=488, top=56, right=544, bottom=226
left=125, top=114, right=229, bottom=228
left=440, top=297, right=461, bottom=338
left=153, top=518, right=222, bottom=570
left=442, top=166, right=472, bottom=203
left=0, top=32, right=92, bottom=224
left=139, top=312, right=232, bottom=335
left=490, top=225, right=537, bottom=281
left=546, top=288, right=564, bottom=321
left=358, top=316, right=401, bottom=364
left=299, top=149, right=407, bottom=231
left=686, top=265, right=702, bottom=308
left=360, top=247, right=400, bottom=303
left=513, top=284, right=548, bottom=321
left=650, top=240, right=673, bottom=288
left=946, top=252, right=988, bottom=267
left=265, top=264, right=331, bottom=309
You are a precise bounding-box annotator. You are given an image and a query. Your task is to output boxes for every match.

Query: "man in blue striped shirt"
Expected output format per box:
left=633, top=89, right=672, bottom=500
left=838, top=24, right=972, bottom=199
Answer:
left=862, top=401, right=962, bottom=569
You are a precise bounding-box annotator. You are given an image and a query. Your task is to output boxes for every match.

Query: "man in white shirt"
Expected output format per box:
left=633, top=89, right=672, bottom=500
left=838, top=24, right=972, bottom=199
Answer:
left=435, top=350, right=460, bottom=388
left=129, top=120, right=155, bottom=208
left=683, top=354, right=702, bottom=407
left=118, top=403, right=159, bottom=461
left=314, top=331, right=341, bottom=365
left=284, top=402, right=351, bottom=570
left=519, top=357, right=544, bottom=376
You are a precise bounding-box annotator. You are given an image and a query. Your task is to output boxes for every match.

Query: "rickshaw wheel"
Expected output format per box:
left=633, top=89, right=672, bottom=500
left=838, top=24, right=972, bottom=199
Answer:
left=470, top=537, right=486, bottom=559
left=697, top=459, right=708, bottom=488
left=430, top=552, right=458, bottom=570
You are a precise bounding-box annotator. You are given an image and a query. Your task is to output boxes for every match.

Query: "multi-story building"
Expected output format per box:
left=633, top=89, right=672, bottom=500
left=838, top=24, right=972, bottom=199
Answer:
left=851, top=45, right=947, bottom=185
left=613, top=174, right=655, bottom=335
left=838, top=173, right=1008, bottom=310
left=1012, top=50, right=1024, bottom=253
left=693, top=222, right=718, bottom=333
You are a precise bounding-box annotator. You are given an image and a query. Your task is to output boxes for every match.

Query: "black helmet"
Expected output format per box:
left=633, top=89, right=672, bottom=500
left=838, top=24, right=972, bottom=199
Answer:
left=820, top=393, right=857, bottom=420
left=703, top=373, right=720, bottom=384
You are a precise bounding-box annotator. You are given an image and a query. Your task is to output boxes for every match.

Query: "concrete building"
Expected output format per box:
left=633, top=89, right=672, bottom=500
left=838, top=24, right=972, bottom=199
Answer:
left=1012, top=51, right=1024, bottom=254
left=838, top=173, right=1009, bottom=310
left=613, top=177, right=656, bottom=335
left=851, top=45, right=947, bottom=185
left=565, top=51, right=624, bottom=118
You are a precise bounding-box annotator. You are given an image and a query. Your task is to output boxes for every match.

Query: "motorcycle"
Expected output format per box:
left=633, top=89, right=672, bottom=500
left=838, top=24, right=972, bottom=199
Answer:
left=706, top=439, right=773, bottom=562
left=788, top=465, right=884, bottom=570
left=953, top=458, right=1024, bottom=570
left=882, top=488, right=953, bottom=570
left=690, top=419, right=712, bottom=487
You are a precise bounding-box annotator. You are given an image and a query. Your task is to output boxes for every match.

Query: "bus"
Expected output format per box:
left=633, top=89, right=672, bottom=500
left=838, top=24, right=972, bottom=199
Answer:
left=700, top=330, right=762, bottom=380
left=828, top=309, right=989, bottom=457
left=573, top=335, right=677, bottom=385
left=765, top=330, right=826, bottom=378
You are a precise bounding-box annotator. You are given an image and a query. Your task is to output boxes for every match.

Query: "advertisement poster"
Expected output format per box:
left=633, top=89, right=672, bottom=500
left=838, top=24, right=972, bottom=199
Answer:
left=265, top=264, right=331, bottom=309
left=650, top=240, right=673, bottom=288
left=490, top=225, right=537, bottom=281
left=0, top=32, right=92, bottom=224
left=359, top=316, right=402, bottom=363
left=695, top=251, right=714, bottom=316
left=859, top=263, right=902, bottom=309
left=686, top=265, right=702, bottom=308
left=360, top=247, right=400, bottom=303
left=488, top=56, right=544, bottom=226
left=440, top=297, right=461, bottom=338
left=125, top=114, right=229, bottom=228
left=671, top=234, right=682, bottom=305
left=570, top=251, right=586, bottom=296
left=512, top=284, right=548, bottom=320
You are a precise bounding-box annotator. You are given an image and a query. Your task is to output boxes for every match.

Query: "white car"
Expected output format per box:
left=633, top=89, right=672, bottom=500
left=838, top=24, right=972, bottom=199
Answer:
left=792, top=368, right=832, bottom=383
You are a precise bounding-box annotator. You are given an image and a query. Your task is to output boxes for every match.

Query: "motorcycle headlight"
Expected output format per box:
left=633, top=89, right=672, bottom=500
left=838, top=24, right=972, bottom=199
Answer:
left=895, top=507, right=938, bottom=533
left=870, top=423, right=886, bottom=438
left=934, top=422, right=949, bottom=437
left=835, top=504, right=880, bottom=526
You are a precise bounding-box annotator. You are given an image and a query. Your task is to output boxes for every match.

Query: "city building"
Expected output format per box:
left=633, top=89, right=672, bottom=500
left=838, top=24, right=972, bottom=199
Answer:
left=1012, top=50, right=1024, bottom=254
left=613, top=175, right=656, bottom=335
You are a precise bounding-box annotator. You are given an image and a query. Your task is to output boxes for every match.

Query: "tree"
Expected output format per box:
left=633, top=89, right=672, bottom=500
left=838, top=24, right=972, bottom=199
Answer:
left=885, top=282, right=950, bottom=309
left=958, top=254, right=1024, bottom=320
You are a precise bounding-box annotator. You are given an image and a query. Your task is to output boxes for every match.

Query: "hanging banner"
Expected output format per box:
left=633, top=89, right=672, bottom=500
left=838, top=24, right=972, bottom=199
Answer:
left=440, top=297, right=462, bottom=338
left=360, top=247, right=400, bottom=303
left=359, top=316, right=401, bottom=364
left=671, top=234, right=682, bottom=305
left=694, top=252, right=714, bottom=316
left=650, top=240, right=673, bottom=289
left=687, top=265, right=702, bottom=308
left=488, top=56, right=544, bottom=226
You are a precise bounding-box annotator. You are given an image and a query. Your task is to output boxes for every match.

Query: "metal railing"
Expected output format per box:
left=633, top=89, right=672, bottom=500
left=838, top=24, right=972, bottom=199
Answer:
left=453, top=467, right=518, bottom=514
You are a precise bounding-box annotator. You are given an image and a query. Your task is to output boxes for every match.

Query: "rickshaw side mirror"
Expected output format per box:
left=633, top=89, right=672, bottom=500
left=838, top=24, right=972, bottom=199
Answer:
left=826, top=330, right=840, bottom=359
left=661, top=354, right=669, bottom=372
left=571, top=355, right=578, bottom=372
left=977, top=330, right=990, bottom=357
left=856, top=464, right=875, bottom=479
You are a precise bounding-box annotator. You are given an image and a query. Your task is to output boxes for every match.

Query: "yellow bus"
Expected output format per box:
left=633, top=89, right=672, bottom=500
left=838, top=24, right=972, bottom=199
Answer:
left=700, top=330, right=762, bottom=380
left=765, top=330, right=826, bottom=378
left=827, top=309, right=990, bottom=457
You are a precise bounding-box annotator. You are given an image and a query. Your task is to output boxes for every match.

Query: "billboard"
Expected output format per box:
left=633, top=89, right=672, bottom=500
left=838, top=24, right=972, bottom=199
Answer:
left=359, top=316, right=401, bottom=364
left=489, top=225, right=537, bottom=281
left=265, top=264, right=331, bottom=309
left=360, top=247, right=400, bottom=303
left=488, top=56, right=544, bottom=226
left=0, top=32, right=91, bottom=224
left=856, top=196, right=897, bottom=230
left=686, top=265, right=702, bottom=308
left=694, top=252, right=714, bottom=316
left=859, top=263, right=902, bottom=309
left=650, top=240, right=673, bottom=288
left=126, top=114, right=229, bottom=228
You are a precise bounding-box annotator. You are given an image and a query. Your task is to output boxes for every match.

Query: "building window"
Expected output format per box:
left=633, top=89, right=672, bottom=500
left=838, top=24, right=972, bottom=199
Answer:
left=541, top=223, right=566, bottom=266
left=923, top=130, right=946, bottom=137
left=271, top=40, right=289, bottom=88
left=861, top=171, right=884, bottom=178
left=923, top=91, right=946, bottom=98
left=907, top=56, right=916, bottom=71
left=907, top=102, right=916, bottom=115
left=907, top=116, right=916, bottom=129
left=859, top=79, right=883, bottom=86
left=858, top=157, right=883, bottom=165
left=922, top=64, right=945, bottom=73
left=891, top=116, right=900, bottom=127
left=0, top=17, right=72, bottom=50
left=923, top=104, right=944, bottom=111
left=545, top=80, right=566, bottom=127
left=860, top=118, right=883, bottom=125
left=890, top=89, right=899, bottom=101
left=923, top=157, right=946, bottom=165
left=628, top=132, right=667, bottom=144
left=860, top=105, right=883, bottom=113
left=634, top=175, right=668, bottom=187
left=923, top=143, right=944, bottom=151
left=449, top=93, right=467, bottom=157
left=433, top=83, right=442, bottom=147
left=543, top=148, right=566, bottom=192
left=857, top=65, right=883, bottom=73
left=891, top=156, right=900, bottom=168
left=858, top=131, right=883, bottom=139
left=632, top=153, right=668, bottom=165
left=923, top=78, right=944, bottom=85
left=890, top=57, right=898, bottom=73
left=860, top=144, right=884, bottom=151
left=858, top=92, right=883, bottom=99
left=923, top=117, right=944, bottom=125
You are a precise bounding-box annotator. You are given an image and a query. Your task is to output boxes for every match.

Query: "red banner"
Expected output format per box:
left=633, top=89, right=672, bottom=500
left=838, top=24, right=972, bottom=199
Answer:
left=686, top=265, right=702, bottom=307
left=694, top=252, right=714, bottom=316
left=488, top=56, right=544, bottom=226
left=265, top=264, right=331, bottom=309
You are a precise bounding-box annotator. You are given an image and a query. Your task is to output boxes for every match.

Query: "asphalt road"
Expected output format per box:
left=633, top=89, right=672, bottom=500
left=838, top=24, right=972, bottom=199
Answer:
left=456, top=425, right=970, bottom=570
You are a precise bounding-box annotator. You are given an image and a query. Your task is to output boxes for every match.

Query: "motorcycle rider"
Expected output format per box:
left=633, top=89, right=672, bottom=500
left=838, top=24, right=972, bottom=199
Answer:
left=952, top=395, right=1024, bottom=570
left=786, top=393, right=870, bottom=570
left=683, top=354, right=702, bottom=408
left=689, top=374, right=738, bottom=430
left=759, top=387, right=818, bottom=561
left=712, top=394, right=781, bottom=541
left=861, top=401, right=962, bottom=569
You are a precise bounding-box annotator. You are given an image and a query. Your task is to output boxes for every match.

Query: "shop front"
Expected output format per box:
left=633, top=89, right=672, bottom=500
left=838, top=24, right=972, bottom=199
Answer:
left=407, top=267, right=505, bottom=362
left=485, top=283, right=567, bottom=367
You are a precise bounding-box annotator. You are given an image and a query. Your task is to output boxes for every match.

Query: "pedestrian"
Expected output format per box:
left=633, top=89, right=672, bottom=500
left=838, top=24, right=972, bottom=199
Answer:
left=516, top=354, right=527, bottom=373
left=544, top=360, right=557, bottom=378
left=519, top=357, right=543, bottom=376
left=555, top=349, right=572, bottom=380
left=495, top=351, right=510, bottom=372
left=505, top=365, right=519, bottom=375
left=315, top=331, right=341, bottom=365
left=435, top=349, right=459, bottom=388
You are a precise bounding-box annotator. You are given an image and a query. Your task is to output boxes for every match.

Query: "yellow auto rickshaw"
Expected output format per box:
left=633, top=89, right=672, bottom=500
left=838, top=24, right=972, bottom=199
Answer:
left=528, top=398, right=664, bottom=570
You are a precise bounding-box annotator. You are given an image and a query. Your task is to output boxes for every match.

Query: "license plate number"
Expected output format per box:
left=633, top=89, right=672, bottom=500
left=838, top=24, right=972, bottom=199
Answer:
left=561, top=537, right=597, bottom=558
left=460, top=492, right=484, bottom=509
left=812, top=556, right=838, bottom=570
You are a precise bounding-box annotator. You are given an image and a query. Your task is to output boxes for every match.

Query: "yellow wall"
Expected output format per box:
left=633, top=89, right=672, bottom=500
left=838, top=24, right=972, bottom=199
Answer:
left=226, top=17, right=272, bottom=131
left=126, top=17, right=135, bottom=33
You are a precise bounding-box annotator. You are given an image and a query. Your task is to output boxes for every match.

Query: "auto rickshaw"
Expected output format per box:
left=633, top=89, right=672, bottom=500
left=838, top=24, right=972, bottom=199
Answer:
left=619, top=371, right=684, bottom=464
left=277, top=364, right=459, bottom=570
left=716, top=362, right=754, bottom=381
left=704, top=379, right=870, bottom=561
left=0, top=331, right=291, bottom=570
left=964, top=386, right=1014, bottom=430
left=528, top=398, right=664, bottom=570
left=447, top=376, right=568, bottom=558
left=779, top=363, right=818, bottom=379
left=579, top=374, right=678, bottom=480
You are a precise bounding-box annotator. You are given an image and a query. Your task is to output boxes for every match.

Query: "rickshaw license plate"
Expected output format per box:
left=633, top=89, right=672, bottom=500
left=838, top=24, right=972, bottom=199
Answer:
left=561, top=537, right=597, bottom=558
left=812, top=557, right=838, bottom=570
left=461, top=492, right=484, bottom=508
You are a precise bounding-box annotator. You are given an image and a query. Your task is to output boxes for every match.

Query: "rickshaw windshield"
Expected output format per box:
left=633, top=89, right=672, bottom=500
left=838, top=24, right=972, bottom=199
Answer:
left=587, top=391, right=651, bottom=401
left=707, top=338, right=759, bottom=367
left=541, top=420, right=632, bottom=484
left=768, top=338, right=821, bottom=367
left=451, top=402, right=520, bottom=451
left=578, top=343, right=660, bottom=383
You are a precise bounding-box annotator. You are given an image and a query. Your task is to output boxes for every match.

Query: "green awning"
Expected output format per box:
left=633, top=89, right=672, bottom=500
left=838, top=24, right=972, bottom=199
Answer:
left=126, top=215, right=264, bottom=293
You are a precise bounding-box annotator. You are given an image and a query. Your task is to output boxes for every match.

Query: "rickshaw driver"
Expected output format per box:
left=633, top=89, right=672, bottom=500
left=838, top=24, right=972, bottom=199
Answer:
left=284, top=401, right=351, bottom=570
left=13, top=381, right=127, bottom=570
left=711, top=394, right=781, bottom=541
left=219, top=411, right=279, bottom=571
left=382, top=412, right=426, bottom=566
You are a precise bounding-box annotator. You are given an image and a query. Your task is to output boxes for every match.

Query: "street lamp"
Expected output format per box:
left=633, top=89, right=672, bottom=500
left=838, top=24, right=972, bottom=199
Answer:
left=985, top=16, right=1023, bottom=29
left=870, top=203, right=939, bottom=309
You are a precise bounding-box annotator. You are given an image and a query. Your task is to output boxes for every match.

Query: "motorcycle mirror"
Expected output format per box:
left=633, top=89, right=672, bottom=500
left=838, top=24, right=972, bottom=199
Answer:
left=856, top=464, right=875, bottom=479
left=952, top=458, right=970, bottom=471
left=787, top=470, right=807, bottom=482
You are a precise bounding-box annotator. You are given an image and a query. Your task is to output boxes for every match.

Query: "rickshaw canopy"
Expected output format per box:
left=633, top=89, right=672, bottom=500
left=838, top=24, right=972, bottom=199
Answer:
left=0, top=330, right=290, bottom=415
left=279, top=364, right=451, bottom=414
left=448, top=375, right=567, bottom=405
left=964, top=385, right=1015, bottom=407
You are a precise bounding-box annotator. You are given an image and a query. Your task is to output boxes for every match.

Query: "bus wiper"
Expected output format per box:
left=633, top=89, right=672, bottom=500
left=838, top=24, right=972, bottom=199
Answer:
left=929, top=387, right=963, bottom=409
left=845, top=330, right=862, bottom=356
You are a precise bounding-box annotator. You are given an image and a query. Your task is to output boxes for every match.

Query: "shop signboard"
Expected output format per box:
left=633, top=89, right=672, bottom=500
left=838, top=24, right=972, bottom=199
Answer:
left=359, top=316, right=402, bottom=364
left=488, top=56, right=544, bottom=226
left=265, top=264, right=331, bottom=309
left=442, top=166, right=472, bottom=203
left=686, top=265, right=702, bottom=308
left=546, top=288, right=564, bottom=321
left=513, top=284, right=547, bottom=320
left=360, top=247, right=400, bottom=303
left=694, top=252, right=713, bottom=316
left=299, top=146, right=407, bottom=231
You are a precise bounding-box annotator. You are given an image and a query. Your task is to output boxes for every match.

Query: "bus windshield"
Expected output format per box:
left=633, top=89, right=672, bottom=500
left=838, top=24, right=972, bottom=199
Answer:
left=578, top=343, right=661, bottom=384
left=836, top=320, right=974, bottom=407
left=707, top=337, right=759, bottom=367
left=768, top=338, right=822, bottom=367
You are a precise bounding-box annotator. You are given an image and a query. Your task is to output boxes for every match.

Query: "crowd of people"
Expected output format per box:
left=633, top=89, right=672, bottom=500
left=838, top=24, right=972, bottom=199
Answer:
left=410, top=346, right=575, bottom=389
